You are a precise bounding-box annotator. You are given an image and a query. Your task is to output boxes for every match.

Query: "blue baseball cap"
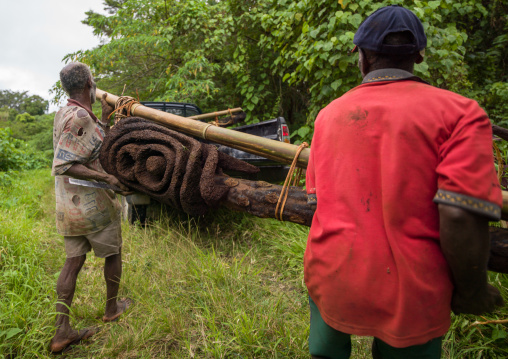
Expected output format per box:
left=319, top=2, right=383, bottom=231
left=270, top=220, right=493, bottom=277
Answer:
left=353, top=5, right=426, bottom=55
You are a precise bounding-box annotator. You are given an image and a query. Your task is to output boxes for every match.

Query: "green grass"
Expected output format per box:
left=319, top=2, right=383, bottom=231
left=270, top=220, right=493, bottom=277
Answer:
left=0, top=169, right=507, bottom=358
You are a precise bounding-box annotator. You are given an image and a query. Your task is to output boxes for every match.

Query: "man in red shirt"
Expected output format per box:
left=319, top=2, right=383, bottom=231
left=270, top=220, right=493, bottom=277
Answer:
left=305, top=5, right=504, bottom=358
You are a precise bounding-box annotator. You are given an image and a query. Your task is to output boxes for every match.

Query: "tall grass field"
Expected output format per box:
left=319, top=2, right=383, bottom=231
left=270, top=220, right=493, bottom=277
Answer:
left=0, top=169, right=507, bottom=358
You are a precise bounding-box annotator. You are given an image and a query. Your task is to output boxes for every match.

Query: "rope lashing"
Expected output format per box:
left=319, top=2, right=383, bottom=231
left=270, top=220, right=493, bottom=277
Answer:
left=202, top=123, right=214, bottom=140
left=214, top=111, right=220, bottom=126
left=275, top=142, right=309, bottom=221
left=207, top=108, right=239, bottom=128
left=109, top=96, right=141, bottom=124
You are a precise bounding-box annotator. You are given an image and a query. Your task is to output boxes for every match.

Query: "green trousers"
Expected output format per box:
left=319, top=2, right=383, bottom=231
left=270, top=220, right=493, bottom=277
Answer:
left=309, top=296, right=442, bottom=359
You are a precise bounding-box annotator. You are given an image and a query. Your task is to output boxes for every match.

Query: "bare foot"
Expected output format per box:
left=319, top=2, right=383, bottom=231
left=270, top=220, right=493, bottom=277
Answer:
left=103, top=298, right=133, bottom=322
left=49, top=328, right=95, bottom=353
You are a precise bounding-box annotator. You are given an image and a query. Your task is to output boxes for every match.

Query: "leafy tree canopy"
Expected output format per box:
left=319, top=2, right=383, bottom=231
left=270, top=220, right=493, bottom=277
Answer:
left=56, top=0, right=507, bottom=143
left=15, top=113, right=35, bottom=123
left=0, top=90, right=48, bottom=116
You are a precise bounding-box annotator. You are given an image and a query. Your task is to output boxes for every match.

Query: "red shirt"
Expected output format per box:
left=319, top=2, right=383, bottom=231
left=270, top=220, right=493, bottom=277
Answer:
left=305, top=74, right=501, bottom=347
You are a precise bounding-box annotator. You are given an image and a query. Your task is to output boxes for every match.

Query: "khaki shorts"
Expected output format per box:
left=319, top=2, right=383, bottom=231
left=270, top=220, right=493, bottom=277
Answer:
left=64, top=218, right=122, bottom=258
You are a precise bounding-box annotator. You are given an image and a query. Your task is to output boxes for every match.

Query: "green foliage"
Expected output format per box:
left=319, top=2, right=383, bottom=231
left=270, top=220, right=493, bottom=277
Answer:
left=0, top=170, right=313, bottom=358
left=15, top=112, right=35, bottom=123
left=482, top=82, right=508, bottom=126
left=1, top=169, right=507, bottom=358
left=291, top=125, right=312, bottom=145
left=0, top=113, right=54, bottom=156
left=163, top=51, right=221, bottom=105
left=0, top=90, right=48, bottom=116
left=47, top=0, right=507, bottom=189
left=0, top=170, right=58, bottom=357
left=0, top=107, right=19, bottom=122
left=58, top=0, right=297, bottom=123
left=58, top=0, right=506, bottom=142
left=258, top=0, right=505, bottom=140
left=28, top=131, right=54, bottom=163
left=0, top=128, right=29, bottom=171
left=0, top=128, right=50, bottom=185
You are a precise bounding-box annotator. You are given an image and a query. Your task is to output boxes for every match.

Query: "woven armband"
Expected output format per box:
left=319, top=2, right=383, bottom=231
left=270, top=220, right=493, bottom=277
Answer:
left=433, top=189, right=501, bottom=220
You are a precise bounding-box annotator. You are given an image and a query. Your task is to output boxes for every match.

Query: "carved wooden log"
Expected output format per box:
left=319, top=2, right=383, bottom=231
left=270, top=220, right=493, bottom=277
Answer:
left=488, top=227, right=508, bottom=274
left=214, top=176, right=508, bottom=273
left=493, top=125, right=508, bottom=142
left=216, top=176, right=315, bottom=226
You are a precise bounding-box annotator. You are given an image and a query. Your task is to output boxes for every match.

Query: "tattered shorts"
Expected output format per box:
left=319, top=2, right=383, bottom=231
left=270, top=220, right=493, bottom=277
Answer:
left=63, top=218, right=122, bottom=258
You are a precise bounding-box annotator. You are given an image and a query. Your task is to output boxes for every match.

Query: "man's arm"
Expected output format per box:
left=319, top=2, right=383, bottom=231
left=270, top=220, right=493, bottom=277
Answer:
left=439, top=203, right=504, bottom=315
left=63, top=164, right=130, bottom=195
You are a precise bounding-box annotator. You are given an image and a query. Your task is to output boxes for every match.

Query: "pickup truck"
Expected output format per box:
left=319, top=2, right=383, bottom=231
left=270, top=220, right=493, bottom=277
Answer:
left=122, top=101, right=291, bottom=224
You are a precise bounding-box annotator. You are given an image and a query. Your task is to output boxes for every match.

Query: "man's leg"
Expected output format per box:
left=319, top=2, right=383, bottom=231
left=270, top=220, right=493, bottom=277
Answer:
left=103, top=249, right=124, bottom=320
left=102, top=248, right=132, bottom=321
left=87, top=219, right=131, bottom=321
left=50, top=255, right=90, bottom=352
left=309, top=296, right=352, bottom=359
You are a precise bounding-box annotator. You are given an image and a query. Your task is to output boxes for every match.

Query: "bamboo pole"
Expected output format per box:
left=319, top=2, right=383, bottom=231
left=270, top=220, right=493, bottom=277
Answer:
left=188, top=108, right=243, bottom=121
left=97, top=88, right=309, bottom=168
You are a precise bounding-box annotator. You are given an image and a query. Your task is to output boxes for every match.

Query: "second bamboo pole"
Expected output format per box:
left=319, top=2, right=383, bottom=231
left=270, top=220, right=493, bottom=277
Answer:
left=97, top=88, right=309, bottom=168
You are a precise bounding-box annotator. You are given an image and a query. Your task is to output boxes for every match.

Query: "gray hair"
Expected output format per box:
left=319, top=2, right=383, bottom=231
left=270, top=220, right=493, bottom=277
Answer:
left=60, top=62, right=93, bottom=95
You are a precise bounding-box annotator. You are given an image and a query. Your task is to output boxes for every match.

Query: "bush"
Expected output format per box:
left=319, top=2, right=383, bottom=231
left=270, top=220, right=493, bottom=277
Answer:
left=28, top=131, right=54, bottom=162
left=0, top=128, right=50, bottom=186
left=15, top=112, right=35, bottom=123
left=0, top=106, right=18, bottom=122
left=484, top=82, right=508, bottom=126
